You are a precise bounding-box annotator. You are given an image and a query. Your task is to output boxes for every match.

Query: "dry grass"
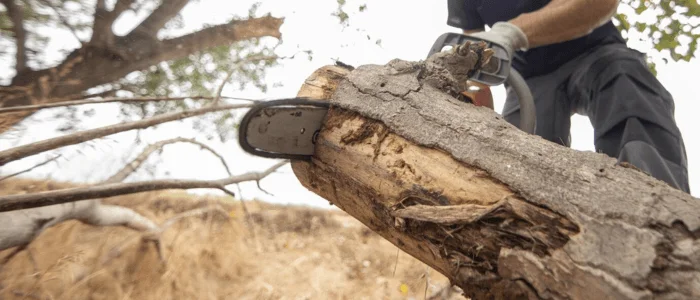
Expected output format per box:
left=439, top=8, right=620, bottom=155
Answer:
left=0, top=177, right=465, bottom=300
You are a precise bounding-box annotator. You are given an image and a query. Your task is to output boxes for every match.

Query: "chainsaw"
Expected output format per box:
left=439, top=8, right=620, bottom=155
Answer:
left=237, top=34, right=537, bottom=161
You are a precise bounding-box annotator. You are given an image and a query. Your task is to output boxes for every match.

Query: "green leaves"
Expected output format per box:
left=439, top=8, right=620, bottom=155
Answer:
left=332, top=0, right=350, bottom=26
left=615, top=0, right=700, bottom=67
left=112, top=36, right=286, bottom=142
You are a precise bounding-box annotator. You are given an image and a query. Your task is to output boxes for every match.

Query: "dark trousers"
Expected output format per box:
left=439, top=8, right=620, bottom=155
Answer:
left=502, top=43, right=690, bottom=193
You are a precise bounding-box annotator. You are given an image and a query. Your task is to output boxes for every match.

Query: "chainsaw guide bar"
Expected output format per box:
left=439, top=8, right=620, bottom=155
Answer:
left=238, top=98, right=330, bottom=160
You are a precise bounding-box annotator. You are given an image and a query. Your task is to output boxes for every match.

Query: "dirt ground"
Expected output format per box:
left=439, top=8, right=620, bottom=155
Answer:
left=0, top=178, right=466, bottom=300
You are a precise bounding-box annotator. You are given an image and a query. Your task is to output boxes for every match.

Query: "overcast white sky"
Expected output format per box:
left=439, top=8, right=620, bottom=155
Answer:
left=1, top=0, right=698, bottom=208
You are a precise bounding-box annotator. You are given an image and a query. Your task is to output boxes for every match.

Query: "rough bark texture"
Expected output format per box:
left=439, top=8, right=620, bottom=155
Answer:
left=289, top=53, right=700, bottom=299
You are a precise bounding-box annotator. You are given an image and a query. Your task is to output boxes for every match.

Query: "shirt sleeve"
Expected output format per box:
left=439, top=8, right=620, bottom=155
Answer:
left=446, top=1, right=485, bottom=30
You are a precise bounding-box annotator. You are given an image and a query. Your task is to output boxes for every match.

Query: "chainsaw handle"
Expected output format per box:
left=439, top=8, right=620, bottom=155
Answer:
left=427, top=32, right=536, bottom=134
left=506, top=69, right=536, bottom=135
left=427, top=32, right=511, bottom=86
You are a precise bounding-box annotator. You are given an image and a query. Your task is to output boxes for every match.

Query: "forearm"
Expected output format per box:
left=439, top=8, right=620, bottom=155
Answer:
left=509, top=0, right=619, bottom=48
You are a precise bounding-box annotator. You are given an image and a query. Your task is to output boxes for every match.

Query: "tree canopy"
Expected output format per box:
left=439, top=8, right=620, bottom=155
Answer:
left=614, top=0, right=700, bottom=73
left=0, top=0, right=697, bottom=137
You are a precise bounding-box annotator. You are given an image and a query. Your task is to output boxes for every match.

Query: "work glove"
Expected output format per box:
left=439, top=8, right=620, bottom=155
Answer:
left=467, top=22, right=529, bottom=60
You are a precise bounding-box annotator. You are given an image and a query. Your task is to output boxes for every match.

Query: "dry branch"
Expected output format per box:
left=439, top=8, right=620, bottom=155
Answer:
left=0, top=95, right=258, bottom=114
left=105, top=137, right=233, bottom=183
left=0, top=125, right=265, bottom=255
left=158, top=16, right=284, bottom=62
left=211, top=54, right=280, bottom=105
left=0, top=160, right=288, bottom=212
left=0, top=195, right=158, bottom=251
left=0, top=103, right=252, bottom=166
left=289, top=44, right=700, bottom=299
left=35, top=0, right=84, bottom=44
left=215, top=69, right=239, bottom=105
left=0, top=155, right=61, bottom=182
left=101, top=205, right=231, bottom=265
left=1, top=0, right=28, bottom=73
left=126, top=0, right=189, bottom=39
left=90, top=0, right=134, bottom=46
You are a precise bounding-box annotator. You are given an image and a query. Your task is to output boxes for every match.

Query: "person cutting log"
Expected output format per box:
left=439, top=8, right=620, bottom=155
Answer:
left=448, top=0, right=690, bottom=193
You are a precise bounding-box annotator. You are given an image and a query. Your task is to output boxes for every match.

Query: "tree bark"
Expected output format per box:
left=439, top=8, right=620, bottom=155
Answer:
left=1, top=0, right=28, bottom=74
left=289, top=59, right=700, bottom=299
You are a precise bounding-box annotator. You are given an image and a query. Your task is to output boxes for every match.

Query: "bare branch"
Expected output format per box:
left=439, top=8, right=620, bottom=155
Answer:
left=0, top=102, right=253, bottom=166
left=212, top=55, right=281, bottom=105
left=214, top=69, right=237, bottom=105
left=80, top=87, right=119, bottom=99
left=35, top=0, right=84, bottom=44
left=0, top=160, right=288, bottom=212
left=126, top=0, right=189, bottom=40
left=213, top=183, right=257, bottom=239
left=0, top=95, right=259, bottom=114
left=256, top=180, right=274, bottom=196
left=98, top=205, right=230, bottom=266
left=111, top=0, right=135, bottom=17
left=80, top=203, right=158, bottom=231
left=0, top=155, right=61, bottom=182
left=94, top=0, right=105, bottom=10
left=158, top=16, right=284, bottom=63
left=91, top=0, right=134, bottom=46
left=104, top=137, right=233, bottom=183
left=1, top=0, right=28, bottom=73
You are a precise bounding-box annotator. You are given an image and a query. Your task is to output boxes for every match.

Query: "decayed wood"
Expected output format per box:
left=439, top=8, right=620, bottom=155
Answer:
left=290, top=51, right=700, bottom=298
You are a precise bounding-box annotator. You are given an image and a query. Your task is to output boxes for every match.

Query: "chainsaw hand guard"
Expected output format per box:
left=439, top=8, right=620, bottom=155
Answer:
left=427, top=32, right=537, bottom=135
left=427, top=32, right=512, bottom=86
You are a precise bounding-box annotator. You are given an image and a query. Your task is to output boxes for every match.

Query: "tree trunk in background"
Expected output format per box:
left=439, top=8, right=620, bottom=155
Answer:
left=289, top=63, right=700, bottom=300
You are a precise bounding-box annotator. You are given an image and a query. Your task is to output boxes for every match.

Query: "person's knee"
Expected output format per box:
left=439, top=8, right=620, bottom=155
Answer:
left=618, top=140, right=689, bottom=193
left=503, top=107, right=570, bottom=146
left=596, top=117, right=689, bottom=193
left=588, top=59, right=679, bottom=138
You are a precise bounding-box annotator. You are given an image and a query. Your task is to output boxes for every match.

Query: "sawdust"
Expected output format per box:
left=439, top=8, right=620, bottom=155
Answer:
left=0, top=177, right=466, bottom=300
left=340, top=120, right=381, bottom=146
left=324, top=107, right=359, bottom=131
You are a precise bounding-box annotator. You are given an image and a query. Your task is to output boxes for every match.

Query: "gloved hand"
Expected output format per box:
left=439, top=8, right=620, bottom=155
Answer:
left=467, top=22, right=530, bottom=59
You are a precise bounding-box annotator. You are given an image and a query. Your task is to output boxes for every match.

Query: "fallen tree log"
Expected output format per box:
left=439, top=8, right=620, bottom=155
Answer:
left=289, top=46, right=700, bottom=299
